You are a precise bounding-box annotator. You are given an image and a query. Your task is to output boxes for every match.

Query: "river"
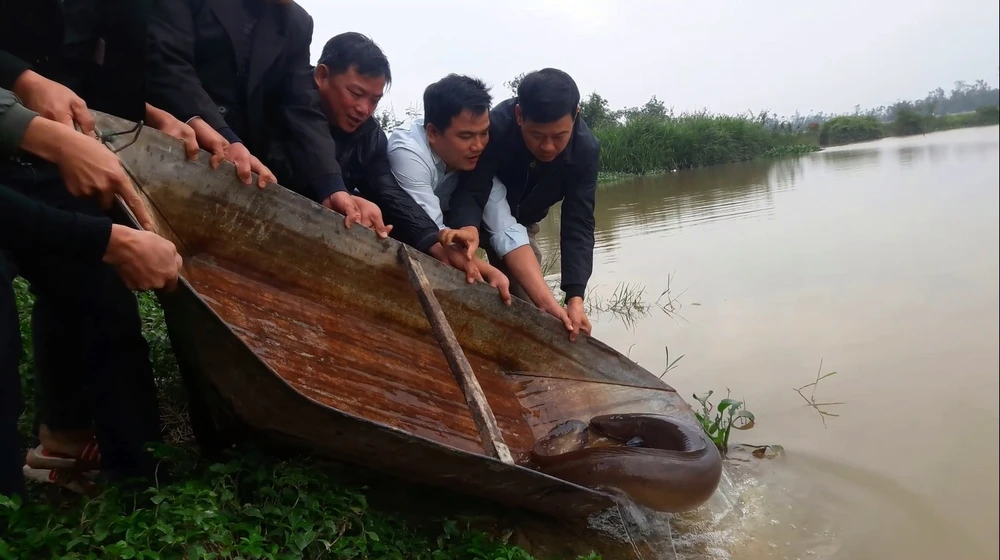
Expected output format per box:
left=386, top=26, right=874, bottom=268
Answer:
left=534, top=125, right=1000, bottom=560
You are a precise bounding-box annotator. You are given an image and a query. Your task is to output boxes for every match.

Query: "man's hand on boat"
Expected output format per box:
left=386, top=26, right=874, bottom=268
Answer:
left=321, top=191, right=363, bottom=228
left=430, top=243, right=482, bottom=283
left=224, top=142, right=277, bottom=188
left=351, top=196, right=393, bottom=239
left=19, top=114, right=156, bottom=231
left=188, top=117, right=232, bottom=170
left=437, top=226, right=479, bottom=260
left=102, top=224, right=183, bottom=292
left=144, top=103, right=200, bottom=161
left=186, top=118, right=275, bottom=188
left=12, top=70, right=95, bottom=136
left=478, top=261, right=512, bottom=306
left=566, top=296, right=592, bottom=341
left=319, top=191, right=393, bottom=238
left=427, top=243, right=511, bottom=304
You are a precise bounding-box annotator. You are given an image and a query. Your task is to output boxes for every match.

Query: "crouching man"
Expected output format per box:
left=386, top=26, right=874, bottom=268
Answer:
left=386, top=74, right=529, bottom=304
left=448, top=69, right=598, bottom=341
left=287, top=34, right=508, bottom=296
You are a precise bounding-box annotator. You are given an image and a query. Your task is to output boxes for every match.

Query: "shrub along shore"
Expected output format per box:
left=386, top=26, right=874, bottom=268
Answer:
left=817, top=104, right=999, bottom=147
left=593, top=112, right=820, bottom=180
left=588, top=104, right=999, bottom=183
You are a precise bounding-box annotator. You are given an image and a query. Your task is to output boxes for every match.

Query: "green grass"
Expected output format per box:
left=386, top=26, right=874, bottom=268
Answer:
left=818, top=104, right=999, bottom=146
left=1, top=280, right=602, bottom=560
left=818, top=115, right=885, bottom=146
left=593, top=112, right=820, bottom=177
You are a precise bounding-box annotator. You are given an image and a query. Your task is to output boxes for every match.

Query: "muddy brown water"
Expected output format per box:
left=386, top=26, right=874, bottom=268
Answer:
left=534, top=126, right=1000, bottom=559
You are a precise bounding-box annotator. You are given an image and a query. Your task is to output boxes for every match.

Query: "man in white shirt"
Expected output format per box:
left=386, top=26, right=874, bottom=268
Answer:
left=387, top=74, right=573, bottom=330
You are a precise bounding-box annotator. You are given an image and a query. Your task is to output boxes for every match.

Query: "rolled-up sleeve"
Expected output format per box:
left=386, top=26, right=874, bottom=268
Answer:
left=482, top=176, right=529, bottom=258
left=387, top=143, right=446, bottom=231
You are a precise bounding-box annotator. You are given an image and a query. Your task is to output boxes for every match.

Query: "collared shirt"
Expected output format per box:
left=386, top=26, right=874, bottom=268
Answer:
left=386, top=118, right=529, bottom=258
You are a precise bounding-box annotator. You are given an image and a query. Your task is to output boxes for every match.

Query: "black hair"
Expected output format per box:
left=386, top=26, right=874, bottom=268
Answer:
left=516, top=68, right=580, bottom=123
left=422, top=74, right=492, bottom=132
left=318, top=32, right=391, bottom=86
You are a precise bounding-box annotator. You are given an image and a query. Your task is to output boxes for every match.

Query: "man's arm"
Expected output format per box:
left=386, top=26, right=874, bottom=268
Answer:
left=559, top=158, right=598, bottom=302
left=278, top=15, right=347, bottom=203
left=0, top=50, right=32, bottom=92
left=386, top=143, right=448, bottom=232
left=145, top=1, right=229, bottom=133
left=1, top=88, right=182, bottom=289
left=0, top=88, right=111, bottom=259
left=483, top=177, right=571, bottom=327
left=363, top=132, right=447, bottom=253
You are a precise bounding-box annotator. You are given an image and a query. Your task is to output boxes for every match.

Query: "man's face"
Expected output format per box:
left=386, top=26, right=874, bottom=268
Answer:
left=314, top=64, right=386, bottom=133
left=516, top=104, right=577, bottom=162
left=426, top=109, right=490, bottom=171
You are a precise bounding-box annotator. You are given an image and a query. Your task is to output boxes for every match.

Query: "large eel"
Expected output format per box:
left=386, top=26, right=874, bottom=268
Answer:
left=529, top=413, right=723, bottom=513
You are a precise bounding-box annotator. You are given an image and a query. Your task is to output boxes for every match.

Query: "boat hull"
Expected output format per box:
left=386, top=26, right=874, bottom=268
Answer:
left=93, top=112, right=708, bottom=520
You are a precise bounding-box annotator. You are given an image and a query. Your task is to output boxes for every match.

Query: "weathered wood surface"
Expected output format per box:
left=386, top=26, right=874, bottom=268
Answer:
left=508, top=374, right=693, bottom=441
left=92, top=111, right=705, bottom=520
left=156, top=273, right=616, bottom=517
left=399, top=244, right=514, bottom=464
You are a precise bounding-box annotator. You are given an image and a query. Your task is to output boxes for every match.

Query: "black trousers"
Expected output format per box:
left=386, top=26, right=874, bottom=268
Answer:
left=0, top=163, right=162, bottom=497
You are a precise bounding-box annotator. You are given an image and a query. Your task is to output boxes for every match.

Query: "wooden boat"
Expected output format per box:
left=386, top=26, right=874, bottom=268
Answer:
left=93, top=111, right=720, bottom=520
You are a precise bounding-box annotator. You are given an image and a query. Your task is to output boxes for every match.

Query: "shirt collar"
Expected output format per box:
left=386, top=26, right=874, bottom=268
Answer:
left=413, top=118, right=448, bottom=173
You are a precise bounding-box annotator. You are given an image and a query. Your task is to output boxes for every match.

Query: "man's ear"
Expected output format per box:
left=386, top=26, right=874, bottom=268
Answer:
left=573, top=105, right=580, bottom=120
left=313, top=64, right=327, bottom=89
left=514, top=103, right=522, bottom=126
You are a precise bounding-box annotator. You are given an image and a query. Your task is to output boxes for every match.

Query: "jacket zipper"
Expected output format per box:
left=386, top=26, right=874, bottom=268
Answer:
left=514, top=160, right=538, bottom=220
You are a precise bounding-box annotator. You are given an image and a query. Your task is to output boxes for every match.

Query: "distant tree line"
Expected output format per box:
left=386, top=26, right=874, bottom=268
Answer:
left=380, top=75, right=997, bottom=136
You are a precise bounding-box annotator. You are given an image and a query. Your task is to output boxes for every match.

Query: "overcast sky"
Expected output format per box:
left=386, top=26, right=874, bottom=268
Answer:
left=295, top=0, right=1000, bottom=119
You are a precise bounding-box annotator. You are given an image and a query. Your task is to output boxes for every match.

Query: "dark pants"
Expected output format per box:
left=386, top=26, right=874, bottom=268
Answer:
left=0, top=254, right=24, bottom=497
left=0, top=164, right=163, bottom=497
left=482, top=222, right=543, bottom=304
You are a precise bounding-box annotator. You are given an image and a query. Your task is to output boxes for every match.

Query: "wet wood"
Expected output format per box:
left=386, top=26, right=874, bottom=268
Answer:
left=508, top=374, right=693, bottom=441
left=398, top=244, right=514, bottom=464
left=154, top=274, right=616, bottom=518
left=185, top=256, right=536, bottom=460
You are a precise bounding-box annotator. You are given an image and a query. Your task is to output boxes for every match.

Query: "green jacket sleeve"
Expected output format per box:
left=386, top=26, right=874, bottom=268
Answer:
left=0, top=87, right=114, bottom=262
left=0, top=87, right=39, bottom=156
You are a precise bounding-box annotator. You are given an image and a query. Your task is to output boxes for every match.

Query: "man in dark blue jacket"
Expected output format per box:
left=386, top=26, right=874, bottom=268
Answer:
left=449, top=68, right=598, bottom=341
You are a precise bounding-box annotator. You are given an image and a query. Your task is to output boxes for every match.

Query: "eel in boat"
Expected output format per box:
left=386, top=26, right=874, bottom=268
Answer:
left=530, top=413, right=723, bottom=513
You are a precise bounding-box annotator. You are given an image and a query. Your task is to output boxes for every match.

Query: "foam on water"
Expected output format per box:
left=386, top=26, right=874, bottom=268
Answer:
left=583, top=451, right=779, bottom=559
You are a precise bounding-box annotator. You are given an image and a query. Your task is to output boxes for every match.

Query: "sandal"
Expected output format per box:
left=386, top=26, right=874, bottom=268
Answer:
left=22, top=465, right=99, bottom=495
left=25, top=439, right=102, bottom=471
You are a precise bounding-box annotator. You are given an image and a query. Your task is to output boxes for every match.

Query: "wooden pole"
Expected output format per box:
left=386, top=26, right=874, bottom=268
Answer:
left=398, top=244, right=515, bottom=465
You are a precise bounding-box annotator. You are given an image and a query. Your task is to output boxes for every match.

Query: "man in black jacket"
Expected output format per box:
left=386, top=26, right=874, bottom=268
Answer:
left=270, top=32, right=501, bottom=284
left=1, top=91, right=184, bottom=497
left=146, top=0, right=384, bottom=230
left=449, top=68, right=598, bottom=341
left=0, top=0, right=195, bottom=496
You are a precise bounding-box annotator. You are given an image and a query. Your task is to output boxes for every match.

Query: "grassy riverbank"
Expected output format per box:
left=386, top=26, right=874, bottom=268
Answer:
left=818, top=104, right=1000, bottom=146
left=592, top=112, right=820, bottom=177
left=1, top=281, right=600, bottom=560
